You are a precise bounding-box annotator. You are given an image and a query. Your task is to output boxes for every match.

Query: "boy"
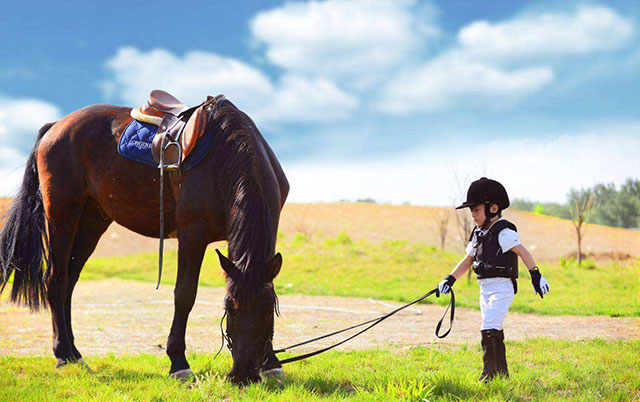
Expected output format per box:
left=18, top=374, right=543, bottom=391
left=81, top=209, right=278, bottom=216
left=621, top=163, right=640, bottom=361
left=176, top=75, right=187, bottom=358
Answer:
left=437, top=177, right=550, bottom=381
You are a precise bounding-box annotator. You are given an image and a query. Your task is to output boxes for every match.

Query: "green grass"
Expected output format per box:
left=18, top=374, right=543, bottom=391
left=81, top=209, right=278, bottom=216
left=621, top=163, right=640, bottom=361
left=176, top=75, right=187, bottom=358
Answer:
left=1, top=339, right=638, bottom=401
left=80, top=233, right=640, bottom=317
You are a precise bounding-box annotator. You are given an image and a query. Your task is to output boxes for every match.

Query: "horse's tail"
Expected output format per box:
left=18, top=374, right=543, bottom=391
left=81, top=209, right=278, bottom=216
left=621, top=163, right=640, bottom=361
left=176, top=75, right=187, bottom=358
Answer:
left=0, top=122, right=55, bottom=311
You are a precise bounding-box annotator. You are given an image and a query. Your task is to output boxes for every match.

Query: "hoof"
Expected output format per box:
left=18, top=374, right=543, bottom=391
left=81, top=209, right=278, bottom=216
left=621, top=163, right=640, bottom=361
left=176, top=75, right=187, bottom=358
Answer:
left=169, top=368, right=194, bottom=380
left=261, top=367, right=285, bottom=379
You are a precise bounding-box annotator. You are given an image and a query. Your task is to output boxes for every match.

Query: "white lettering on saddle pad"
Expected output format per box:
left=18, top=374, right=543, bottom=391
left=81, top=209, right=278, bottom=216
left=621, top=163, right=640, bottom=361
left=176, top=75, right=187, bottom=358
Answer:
left=129, top=140, right=152, bottom=150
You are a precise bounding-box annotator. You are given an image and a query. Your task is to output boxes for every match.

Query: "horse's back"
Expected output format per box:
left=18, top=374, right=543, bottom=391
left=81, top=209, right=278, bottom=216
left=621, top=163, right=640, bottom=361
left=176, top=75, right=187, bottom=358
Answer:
left=38, top=104, right=130, bottom=163
left=37, top=104, right=176, bottom=237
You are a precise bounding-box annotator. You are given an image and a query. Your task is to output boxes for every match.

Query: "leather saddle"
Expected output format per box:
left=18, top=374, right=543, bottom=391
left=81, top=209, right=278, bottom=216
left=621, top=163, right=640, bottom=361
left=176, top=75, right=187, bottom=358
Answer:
left=130, top=90, right=224, bottom=171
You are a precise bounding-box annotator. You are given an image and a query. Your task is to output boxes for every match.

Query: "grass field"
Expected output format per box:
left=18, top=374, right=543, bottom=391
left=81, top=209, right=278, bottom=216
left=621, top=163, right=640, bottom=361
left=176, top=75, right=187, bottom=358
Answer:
left=2, top=200, right=638, bottom=400
left=79, top=233, right=640, bottom=317
left=1, top=339, right=638, bottom=401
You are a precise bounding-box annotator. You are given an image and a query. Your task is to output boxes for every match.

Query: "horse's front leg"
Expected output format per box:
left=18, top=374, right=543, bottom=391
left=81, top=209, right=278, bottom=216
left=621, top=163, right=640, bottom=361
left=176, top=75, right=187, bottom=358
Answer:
left=166, top=228, right=207, bottom=379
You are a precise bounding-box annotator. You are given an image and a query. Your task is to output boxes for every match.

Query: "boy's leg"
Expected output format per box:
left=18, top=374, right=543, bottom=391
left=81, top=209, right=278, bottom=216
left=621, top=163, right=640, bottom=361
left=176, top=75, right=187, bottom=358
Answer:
left=479, top=280, right=514, bottom=381
left=479, top=329, right=497, bottom=381
left=479, top=329, right=508, bottom=381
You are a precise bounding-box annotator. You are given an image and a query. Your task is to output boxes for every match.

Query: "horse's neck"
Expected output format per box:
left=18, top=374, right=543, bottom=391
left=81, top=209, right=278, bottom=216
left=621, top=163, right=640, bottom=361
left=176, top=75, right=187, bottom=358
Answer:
left=226, top=191, right=276, bottom=273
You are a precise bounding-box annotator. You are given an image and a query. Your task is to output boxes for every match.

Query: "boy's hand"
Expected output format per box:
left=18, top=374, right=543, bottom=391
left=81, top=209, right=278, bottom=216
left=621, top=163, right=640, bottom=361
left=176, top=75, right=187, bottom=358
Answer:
left=438, top=275, right=456, bottom=295
left=529, top=268, right=550, bottom=298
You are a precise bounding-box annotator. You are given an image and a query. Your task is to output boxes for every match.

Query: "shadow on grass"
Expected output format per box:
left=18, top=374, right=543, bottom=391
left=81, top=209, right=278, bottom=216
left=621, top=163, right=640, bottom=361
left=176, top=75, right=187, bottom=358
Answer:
left=261, top=371, right=523, bottom=400
left=261, top=374, right=358, bottom=397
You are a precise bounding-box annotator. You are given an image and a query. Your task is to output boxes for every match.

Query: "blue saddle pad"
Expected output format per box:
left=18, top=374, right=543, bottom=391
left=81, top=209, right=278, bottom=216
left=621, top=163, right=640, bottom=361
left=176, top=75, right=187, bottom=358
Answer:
left=117, top=119, right=214, bottom=171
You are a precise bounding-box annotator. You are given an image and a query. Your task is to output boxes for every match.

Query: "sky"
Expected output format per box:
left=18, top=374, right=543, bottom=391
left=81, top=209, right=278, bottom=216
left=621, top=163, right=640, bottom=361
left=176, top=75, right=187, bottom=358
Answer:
left=1, top=0, right=639, bottom=205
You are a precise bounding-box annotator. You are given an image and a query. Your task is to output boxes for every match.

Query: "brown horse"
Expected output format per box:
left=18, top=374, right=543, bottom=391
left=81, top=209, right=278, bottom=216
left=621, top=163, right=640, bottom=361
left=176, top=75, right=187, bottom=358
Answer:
left=0, top=97, right=289, bottom=385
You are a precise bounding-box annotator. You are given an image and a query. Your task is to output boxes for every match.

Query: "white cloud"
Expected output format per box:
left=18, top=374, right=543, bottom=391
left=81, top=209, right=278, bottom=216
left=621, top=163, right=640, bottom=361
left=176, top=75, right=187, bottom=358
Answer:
left=284, top=124, right=640, bottom=205
left=250, top=0, right=439, bottom=81
left=458, top=7, right=635, bottom=61
left=380, top=53, right=553, bottom=113
left=377, top=6, right=633, bottom=114
left=103, top=47, right=356, bottom=124
left=0, top=97, right=61, bottom=153
left=0, top=96, right=62, bottom=196
left=104, top=47, right=274, bottom=114
left=0, top=146, right=27, bottom=196
left=259, top=74, right=358, bottom=123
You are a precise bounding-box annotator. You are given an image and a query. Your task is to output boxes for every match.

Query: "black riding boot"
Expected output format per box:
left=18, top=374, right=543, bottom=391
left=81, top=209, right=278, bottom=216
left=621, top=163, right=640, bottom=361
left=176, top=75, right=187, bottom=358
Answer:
left=479, top=329, right=508, bottom=381
left=494, top=329, right=509, bottom=378
left=479, top=330, right=497, bottom=382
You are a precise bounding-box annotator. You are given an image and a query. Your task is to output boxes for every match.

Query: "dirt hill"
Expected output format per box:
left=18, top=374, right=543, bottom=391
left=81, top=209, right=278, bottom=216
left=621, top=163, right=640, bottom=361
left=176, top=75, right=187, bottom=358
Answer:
left=1, top=198, right=638, bottom=261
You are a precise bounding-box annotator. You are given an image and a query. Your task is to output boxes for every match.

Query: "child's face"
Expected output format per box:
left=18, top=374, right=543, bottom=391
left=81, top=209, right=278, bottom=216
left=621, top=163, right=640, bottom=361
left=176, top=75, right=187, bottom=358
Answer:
left=470, top=203, right=499, bottom=226
left=471, top=204, right=486, bottom=227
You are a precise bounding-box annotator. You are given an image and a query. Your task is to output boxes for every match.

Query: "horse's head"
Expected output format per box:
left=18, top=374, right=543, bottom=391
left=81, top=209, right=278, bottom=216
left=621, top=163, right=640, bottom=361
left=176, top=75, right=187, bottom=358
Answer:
left=216, top=249, right=282, bottom=385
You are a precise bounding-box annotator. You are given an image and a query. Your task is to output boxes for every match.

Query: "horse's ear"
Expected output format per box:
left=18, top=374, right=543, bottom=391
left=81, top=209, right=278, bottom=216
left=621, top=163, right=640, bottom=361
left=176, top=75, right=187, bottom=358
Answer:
left=269, top=252, right=282, bottom=281
left=216, top=249, right=239, bottom=278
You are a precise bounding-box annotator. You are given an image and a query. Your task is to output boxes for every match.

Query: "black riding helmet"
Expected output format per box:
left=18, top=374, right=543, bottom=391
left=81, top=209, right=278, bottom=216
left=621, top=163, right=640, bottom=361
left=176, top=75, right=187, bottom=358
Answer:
left=456, top=177, right=509, bottom=221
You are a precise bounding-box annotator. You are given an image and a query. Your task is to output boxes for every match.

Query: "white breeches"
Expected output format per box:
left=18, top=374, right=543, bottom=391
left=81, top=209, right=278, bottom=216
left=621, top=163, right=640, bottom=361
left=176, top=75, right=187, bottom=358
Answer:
left=479, top=278, right=514, bottom=330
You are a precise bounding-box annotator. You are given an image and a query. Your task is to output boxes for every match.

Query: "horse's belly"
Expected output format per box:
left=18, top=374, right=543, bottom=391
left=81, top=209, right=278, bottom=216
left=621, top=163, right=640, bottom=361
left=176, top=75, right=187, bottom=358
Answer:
left=89, top=158, right=177, bottom=239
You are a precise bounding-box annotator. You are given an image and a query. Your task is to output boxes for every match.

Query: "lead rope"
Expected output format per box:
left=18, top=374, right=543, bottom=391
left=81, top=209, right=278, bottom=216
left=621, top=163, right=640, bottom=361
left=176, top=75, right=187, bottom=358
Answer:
left=274, top=288, right=454, bottom=365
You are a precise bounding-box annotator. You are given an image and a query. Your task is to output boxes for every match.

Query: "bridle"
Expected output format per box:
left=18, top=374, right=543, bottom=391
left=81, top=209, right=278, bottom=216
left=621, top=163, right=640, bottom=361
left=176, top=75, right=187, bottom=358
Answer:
left=214, top=282, right=279, bottom=358
left=215, top=286, right=455, bottom=365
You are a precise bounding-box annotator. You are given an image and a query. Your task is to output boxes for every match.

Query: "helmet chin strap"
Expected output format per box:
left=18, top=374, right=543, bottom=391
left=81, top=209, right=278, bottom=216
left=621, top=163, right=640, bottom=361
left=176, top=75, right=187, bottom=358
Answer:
left=482, top=202, right=500, bottom=229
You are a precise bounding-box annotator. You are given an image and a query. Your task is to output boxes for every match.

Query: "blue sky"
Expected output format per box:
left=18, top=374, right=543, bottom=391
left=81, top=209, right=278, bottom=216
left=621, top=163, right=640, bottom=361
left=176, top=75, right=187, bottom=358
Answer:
left=1, top=0, right=639, bottom=205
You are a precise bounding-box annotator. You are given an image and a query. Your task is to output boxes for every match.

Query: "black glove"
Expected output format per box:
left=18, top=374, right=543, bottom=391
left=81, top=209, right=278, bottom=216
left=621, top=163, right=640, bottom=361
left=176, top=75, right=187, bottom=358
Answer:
left=529, top=268, right=550, bottom=299
left=437, top=275, right=456, bottom=295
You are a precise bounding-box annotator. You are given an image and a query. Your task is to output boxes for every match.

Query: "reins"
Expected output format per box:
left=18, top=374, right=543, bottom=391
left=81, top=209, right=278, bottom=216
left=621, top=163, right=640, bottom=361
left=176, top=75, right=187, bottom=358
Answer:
left=272, top=288, right=454, bottom=365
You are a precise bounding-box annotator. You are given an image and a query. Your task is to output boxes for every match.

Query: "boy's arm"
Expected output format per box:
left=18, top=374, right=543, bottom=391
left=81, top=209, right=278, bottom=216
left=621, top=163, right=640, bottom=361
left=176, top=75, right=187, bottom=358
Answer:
left=510, top=244, right=550, bottom=298
left=450, top=254, right=474, bottom=280
left=437, top=255, right=473, bottom=294
left=510, top=244, right=536, bottom=269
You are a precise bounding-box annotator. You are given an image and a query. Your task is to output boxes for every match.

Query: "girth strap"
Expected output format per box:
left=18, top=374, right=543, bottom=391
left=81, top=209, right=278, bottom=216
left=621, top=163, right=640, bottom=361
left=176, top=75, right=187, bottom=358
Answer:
left=156, top=151, right=183, bottom=290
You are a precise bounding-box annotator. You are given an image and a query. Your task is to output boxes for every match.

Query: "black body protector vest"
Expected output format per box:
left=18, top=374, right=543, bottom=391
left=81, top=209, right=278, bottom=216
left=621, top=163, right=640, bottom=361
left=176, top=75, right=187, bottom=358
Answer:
left=469, top=219, right=519, bottom=292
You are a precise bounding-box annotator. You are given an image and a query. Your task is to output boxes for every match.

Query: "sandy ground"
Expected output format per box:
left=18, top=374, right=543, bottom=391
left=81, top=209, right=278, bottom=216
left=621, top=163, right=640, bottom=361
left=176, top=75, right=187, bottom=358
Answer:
left=1, top=279, right=637, bottom=358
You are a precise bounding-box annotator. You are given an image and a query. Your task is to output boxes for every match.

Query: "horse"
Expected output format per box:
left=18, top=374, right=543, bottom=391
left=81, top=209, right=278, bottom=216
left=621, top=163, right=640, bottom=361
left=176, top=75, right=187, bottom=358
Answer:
left=0, top=96, right=289, bottom=385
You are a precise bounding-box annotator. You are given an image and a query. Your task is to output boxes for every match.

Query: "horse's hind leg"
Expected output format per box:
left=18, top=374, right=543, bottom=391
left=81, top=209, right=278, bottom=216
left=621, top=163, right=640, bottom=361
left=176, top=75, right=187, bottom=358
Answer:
left=39, top=162, right=88, bottom=366
left=43, top=198, right=85, bottom=366
left=64, top=200, right=112, bottom=362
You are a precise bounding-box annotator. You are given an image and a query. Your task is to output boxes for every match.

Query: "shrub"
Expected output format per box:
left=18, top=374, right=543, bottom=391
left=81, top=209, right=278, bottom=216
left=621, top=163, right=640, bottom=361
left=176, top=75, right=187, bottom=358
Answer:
left=292, top=232, right=308, bottom=244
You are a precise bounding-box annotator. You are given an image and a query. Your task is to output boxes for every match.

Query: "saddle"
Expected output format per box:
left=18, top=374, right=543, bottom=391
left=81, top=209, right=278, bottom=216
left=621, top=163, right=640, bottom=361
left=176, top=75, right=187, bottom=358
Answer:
left=130, top=90, right=224, bottom=171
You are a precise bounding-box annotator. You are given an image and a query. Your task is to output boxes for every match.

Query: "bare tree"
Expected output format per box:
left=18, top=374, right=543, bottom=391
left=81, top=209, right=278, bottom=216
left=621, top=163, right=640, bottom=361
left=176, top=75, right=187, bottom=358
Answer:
left=568, top=191, right=595, bottom=265
left=452, top=174, right=474, bottom=247
left=453, top=209, right=474, bottom=249
left=452, top=173, right=475, bottom=279
left=430, top=208, right=451, bottom=250
left=290, top=209, right=318, bottom=241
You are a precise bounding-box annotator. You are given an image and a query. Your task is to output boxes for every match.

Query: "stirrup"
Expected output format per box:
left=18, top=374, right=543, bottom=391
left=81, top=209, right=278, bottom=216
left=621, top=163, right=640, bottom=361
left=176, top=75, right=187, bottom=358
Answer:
left=159, top=139, right=182, bottom=171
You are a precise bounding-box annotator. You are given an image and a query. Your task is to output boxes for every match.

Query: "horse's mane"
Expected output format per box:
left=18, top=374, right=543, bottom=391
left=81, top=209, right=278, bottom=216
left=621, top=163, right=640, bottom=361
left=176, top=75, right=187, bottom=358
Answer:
left=210, top=100, right=276, bottom=304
